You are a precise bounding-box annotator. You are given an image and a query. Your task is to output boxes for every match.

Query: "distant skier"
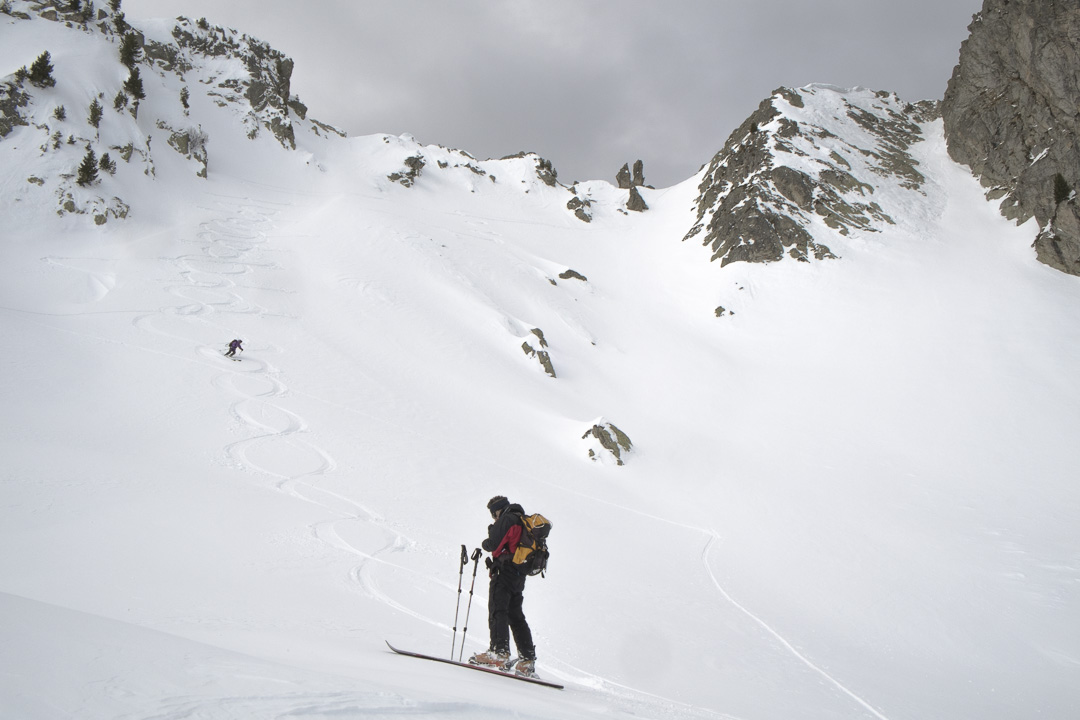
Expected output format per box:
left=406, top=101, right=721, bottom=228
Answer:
left=225, top=338, right=243, bottom=358
left=469, top=496, right=537, bottom=677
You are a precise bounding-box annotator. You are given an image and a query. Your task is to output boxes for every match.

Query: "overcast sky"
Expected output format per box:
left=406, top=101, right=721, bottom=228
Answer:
left=124, top=0, right=981, bottom=187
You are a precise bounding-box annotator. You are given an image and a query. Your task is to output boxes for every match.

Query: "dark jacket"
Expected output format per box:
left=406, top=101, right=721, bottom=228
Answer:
left=482, top=502, right=526, bottom=567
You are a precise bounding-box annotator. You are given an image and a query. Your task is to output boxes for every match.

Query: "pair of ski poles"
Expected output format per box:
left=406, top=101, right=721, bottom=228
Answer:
left=451, top=544, right=483, bottom=662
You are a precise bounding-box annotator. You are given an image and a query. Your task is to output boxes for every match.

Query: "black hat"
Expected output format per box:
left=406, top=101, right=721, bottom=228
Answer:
left=487, top=496, right=510, bottom=516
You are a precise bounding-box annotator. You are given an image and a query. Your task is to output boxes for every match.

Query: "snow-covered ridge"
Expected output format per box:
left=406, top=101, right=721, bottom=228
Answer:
left=1, top=0, right=328, bottom=222
left=1, top=1, right=656, bottom=229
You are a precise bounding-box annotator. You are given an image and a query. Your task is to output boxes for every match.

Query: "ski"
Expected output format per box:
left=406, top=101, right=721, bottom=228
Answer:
left=385, top=641, right=564, bottom=689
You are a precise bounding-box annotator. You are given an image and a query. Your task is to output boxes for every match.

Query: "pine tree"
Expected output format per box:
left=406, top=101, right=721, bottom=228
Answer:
left=113, top=10, right=127, bottom=35
left=109, top=0, right=121, bottom=12
left=53, top=105, right=67, bottom=121
left=28, top=51, right=56, bottom=88
left=77, top=147, right=99, bottom=186
left=123, top=67, right=145, bottom=100
left=119, top=32, right=141, bottom=68
left=113, top=90, right=128, bottom=111
left=99, top=152, right=117, bottom=176
left=180, top=86, right=190, bottom=111
left=88, top=98, right=103, bottom=129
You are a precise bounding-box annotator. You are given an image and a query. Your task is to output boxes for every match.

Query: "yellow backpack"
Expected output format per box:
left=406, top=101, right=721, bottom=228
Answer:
left=510, top=513, right=552, bottom=577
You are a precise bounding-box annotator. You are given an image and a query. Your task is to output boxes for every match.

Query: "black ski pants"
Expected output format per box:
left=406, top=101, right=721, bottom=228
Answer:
left=487, top=566, right=535, bottom=659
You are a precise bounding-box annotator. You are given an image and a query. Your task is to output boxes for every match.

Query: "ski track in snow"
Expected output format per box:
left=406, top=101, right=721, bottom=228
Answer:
left=554, top=482, right=889, bottom=718
left=700, top=533, right=891, bottom=720
left=471, top=447, right=895, bottom=718
left=134, top=194, right=438, bottom=639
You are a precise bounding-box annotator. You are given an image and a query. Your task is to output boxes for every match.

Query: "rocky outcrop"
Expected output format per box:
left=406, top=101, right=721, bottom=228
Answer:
left=566, top=196, right=590, bottom=222
left=616, top=160, right=646, bottom=189
left=581, top=420, right=633, bottom=466
left=567, top=185, right=593, bottom=222
left=626, top=186, right=648, bottom=212
left=0, top=79, right=30, bottom=138
left=55, top=188, right=130, bottom=225
left=685, top=86, right=936, bottom=266
left=534, top=156, right=558, bottom=187
left=10, top=4, right=307, bottom=152
left=159, top=17, right=303, bottom=149
left=499, top=151, right=559, bottom=187
left=616, top=160, right=649, bottom=212
left=521, top=328, right=556, bottom=378
left=163, top=124, right=209, bottom=178
left=388, top=155, right=425, bottom=187
left=941, top=0, right=1080, bottom=276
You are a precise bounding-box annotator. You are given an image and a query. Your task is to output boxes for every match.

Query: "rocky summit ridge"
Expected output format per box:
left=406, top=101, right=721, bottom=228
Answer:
left=683, top=85, right=939, bottom=266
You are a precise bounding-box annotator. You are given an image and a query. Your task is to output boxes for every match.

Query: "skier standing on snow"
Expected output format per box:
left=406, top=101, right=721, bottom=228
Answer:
left=469, top=495, right=537, bottom=676
left=225, top=338, right=243, bottom=358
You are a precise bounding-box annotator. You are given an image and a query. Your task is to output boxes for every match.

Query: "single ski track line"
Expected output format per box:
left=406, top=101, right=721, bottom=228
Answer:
left=450, top=451, right=893, bottom=718
left=700, top=532, right=893, bottom=720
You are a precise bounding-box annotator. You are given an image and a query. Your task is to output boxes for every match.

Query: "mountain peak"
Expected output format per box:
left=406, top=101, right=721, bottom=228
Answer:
left=683, top=85, right=939, bottom=267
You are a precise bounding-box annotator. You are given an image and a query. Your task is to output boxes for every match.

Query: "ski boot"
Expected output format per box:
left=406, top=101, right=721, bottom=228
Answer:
left=468, top=649, right=510, bottom=669
left=510, top=657, right=536, bottom=678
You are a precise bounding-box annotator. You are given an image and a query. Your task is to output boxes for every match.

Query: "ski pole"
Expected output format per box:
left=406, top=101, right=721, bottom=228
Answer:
left=450, top=544, right=468, bottom=659
left=457, top=547, right=483, bottom=662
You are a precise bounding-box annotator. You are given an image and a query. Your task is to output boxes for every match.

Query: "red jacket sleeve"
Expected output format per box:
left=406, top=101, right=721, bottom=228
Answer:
left=492, top=523, right=522, bottom=560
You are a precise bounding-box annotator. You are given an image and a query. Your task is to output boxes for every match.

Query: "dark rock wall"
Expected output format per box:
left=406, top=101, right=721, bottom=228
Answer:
left=942, top=0, right=1080, bottom=275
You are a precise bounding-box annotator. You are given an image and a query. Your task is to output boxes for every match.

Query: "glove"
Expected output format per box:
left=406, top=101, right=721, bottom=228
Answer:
left=484, top=557, right=493, bottom=570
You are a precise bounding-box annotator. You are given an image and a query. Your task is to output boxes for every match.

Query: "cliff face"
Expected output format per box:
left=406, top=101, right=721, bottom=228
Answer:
left=942, top=0, right=1080, bottom=275
left=146, top=16, right=306, bottom=150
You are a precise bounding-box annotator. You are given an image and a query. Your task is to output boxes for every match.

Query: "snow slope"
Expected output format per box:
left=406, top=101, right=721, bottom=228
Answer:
left=2, top=6, right=1079, bottom=719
